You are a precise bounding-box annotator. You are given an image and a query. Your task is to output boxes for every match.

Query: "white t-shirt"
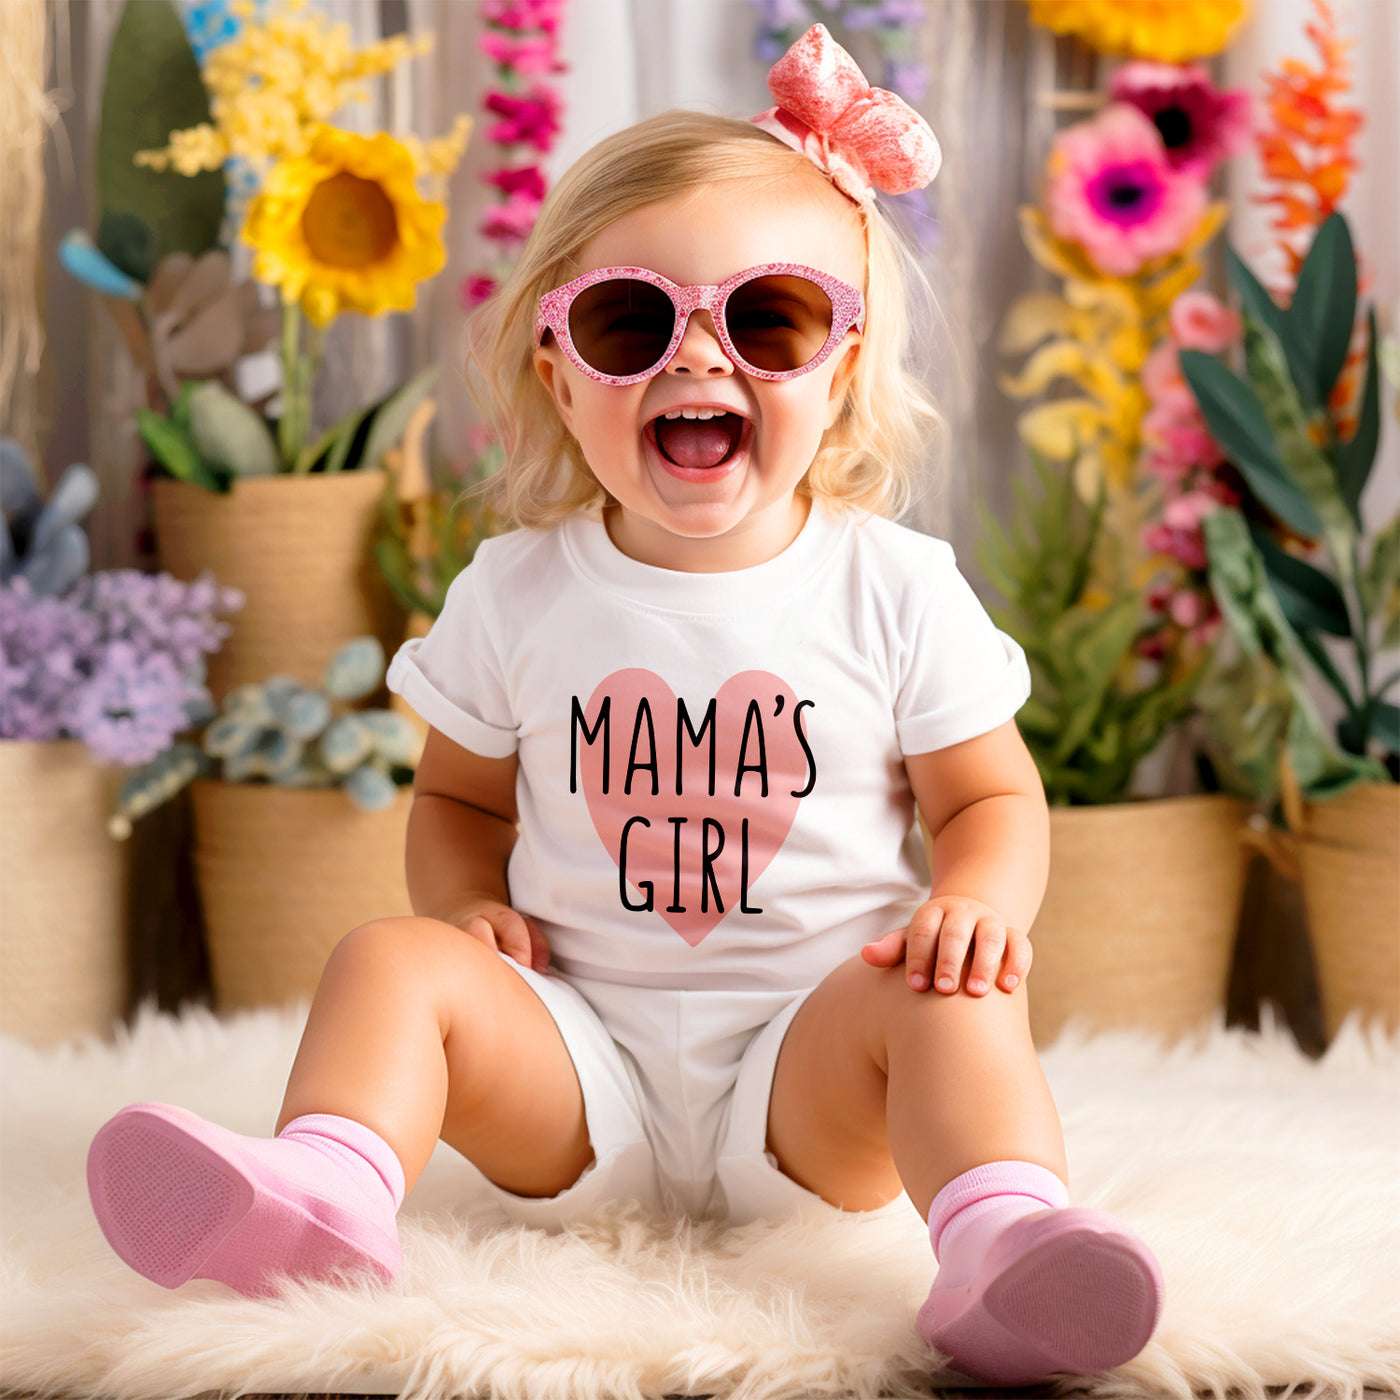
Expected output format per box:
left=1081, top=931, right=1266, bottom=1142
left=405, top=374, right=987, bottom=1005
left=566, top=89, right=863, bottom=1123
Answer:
left=386, top=498, right=1031, bottom=994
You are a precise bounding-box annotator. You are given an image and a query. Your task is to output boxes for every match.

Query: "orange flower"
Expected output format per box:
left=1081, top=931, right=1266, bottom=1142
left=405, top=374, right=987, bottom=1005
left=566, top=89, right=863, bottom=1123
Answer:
left=1250, top=0, right=1368, bottom=436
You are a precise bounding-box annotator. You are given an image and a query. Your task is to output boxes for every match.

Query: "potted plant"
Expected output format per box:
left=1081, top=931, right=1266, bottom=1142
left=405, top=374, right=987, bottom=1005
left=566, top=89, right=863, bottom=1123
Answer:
left=110, top=638, right=422, bottom=1012
left=0, top=442, right=240, bottom=1044
left=976, top=448, right=1250, bottom=1046
left=60, top=0, right=471, bottom=702
left=1179, top=210, right=1398, bottom=1039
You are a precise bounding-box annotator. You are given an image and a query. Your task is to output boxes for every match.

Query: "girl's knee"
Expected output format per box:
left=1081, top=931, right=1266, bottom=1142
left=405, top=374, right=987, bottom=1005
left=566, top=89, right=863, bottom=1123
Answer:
left=325, top=915, right=493, bottom=988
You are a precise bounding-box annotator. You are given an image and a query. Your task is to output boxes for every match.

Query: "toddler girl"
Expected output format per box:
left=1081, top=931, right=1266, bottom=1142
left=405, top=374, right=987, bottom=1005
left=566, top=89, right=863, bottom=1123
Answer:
left=87, top=25, right=1163, bottom=1385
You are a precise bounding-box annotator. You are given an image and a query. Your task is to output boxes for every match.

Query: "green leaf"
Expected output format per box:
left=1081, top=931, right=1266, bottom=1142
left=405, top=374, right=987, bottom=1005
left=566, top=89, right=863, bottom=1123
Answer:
left=1335, top=306, right=1381, bottom=518
left=1288, top=211, right=1356, bottom=410
left=135, top=408, right=227, bottom=491
left=186, top=381, right=279, bottom=477
left=1224, top=244, right=1315, bottom=411
left=1203, top=506, right=1385, bottom=798
left=373, top=537, right=433, bottom=617
left=1241, top=313, right=1357, bottom=590
left=1362, top=509, right=1400, bottom=625
left=97, top=0, right=225, bottom=267
left=1178, top=348, right=1324, bottom=539
left=1369, top=701, right=1400, bottom=753
left=1292, top=625, right=1356, bottom=710
left=356, top=366, right=439, bottom=475
left=1248, top=522, right=1350, bottom=636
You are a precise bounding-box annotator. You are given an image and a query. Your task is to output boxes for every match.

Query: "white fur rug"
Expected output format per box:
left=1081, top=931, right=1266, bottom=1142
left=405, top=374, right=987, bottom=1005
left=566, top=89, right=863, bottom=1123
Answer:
left=1, top=1003, right=1397, bottom=1400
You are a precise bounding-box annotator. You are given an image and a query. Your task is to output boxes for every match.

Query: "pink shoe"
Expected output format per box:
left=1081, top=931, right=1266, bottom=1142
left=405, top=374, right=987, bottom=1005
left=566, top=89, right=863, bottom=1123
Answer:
left=87, top=1102, right=402, bottom=1298
left=917, top=1207, right=1164, bottom=1385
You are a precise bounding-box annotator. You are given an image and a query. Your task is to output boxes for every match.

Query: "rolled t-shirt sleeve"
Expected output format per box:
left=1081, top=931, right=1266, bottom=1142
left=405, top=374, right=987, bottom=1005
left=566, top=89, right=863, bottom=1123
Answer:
left=385, top=545, right=519, bottom=758
left=893, top=542, right=1032, bottom=755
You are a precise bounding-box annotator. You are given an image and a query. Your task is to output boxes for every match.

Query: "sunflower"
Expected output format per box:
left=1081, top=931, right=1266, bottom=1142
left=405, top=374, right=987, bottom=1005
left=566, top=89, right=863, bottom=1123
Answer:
left=242, top=125, right=446, bottom=327
left=1024, top=0, right=1250, bottom=62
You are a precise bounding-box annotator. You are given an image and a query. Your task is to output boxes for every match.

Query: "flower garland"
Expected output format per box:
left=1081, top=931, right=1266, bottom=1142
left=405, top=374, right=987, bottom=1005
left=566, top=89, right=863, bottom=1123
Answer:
left=461, top=0, right=568, bottom=311
left=749, top=0, right=935, bottom=247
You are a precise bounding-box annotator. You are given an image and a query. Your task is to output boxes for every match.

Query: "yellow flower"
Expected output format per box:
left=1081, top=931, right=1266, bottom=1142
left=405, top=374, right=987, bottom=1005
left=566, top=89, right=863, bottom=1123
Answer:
left=136, top=0, right=433, bottom=173
left=242, top=126, right=446, bottom=327
left=1024, top=0, right=1249, bottom=61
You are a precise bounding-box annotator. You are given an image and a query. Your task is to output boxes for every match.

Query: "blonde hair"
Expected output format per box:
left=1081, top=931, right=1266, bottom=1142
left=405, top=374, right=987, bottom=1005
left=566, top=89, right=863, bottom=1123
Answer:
left=462, top=109, right=943, bottom=527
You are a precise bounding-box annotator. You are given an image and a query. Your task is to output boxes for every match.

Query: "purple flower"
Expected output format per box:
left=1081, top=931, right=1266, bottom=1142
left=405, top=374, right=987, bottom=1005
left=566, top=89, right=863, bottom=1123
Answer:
left=883, top=59, right=929, bottom=103
left=0, top=569, right=242, bottom=763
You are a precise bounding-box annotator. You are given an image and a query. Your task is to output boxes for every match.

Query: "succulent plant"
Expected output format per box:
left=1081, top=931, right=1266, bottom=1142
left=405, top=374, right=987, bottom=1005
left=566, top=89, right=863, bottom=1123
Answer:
left=108, top=636, right=421, bottom=838
left=0, top=440, right=101, bottom=597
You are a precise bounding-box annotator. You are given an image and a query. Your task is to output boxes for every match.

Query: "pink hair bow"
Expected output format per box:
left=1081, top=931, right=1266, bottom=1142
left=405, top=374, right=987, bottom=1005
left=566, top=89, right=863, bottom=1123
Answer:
left=750, top=24, right=942, bottom=204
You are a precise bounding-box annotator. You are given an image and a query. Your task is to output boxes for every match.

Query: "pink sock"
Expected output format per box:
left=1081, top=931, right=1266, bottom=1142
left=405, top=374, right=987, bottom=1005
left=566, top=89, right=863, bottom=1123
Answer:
left=916, top=1160, right=1163, bottom=1384
left=87, top=1102, right=406, bottom=1298
left=927, top=1159, right=1069, bottom=1288
left=278, top=1112, right=406, bottom=1212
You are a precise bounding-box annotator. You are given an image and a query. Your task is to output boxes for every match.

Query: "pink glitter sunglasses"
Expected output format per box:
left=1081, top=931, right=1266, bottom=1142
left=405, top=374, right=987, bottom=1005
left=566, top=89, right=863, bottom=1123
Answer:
left=533, top=263, right=865, bottom=385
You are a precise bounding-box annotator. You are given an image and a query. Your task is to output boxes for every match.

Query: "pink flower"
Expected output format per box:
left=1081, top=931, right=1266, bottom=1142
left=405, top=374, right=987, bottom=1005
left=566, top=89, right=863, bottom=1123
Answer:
left=1168, top=289, right=1242, bottom=354
left=483, top=0, right=564, bottom=37
left=1109, top=61, right=1252, bottom=180
left=1141, top=448, right=1193, bottom=483
left=1141, top=342, right=1198, bottom=415
left=485, top=88, right=562, bottom=152
left=1168, top=588, right=1208, bottom=627
left=481, top=191, right=543, bottom=243
left=1045, top=104, right=1208, bottom=278
left=460, top=274, right=498, bottom=310
left=484, top=164, right=547, bottom=200
left=1143, top=521, right=1208, bottom=570
left=1163, top=488, right=1223, bottom=532
left=479, top=31, right=563, bottom=73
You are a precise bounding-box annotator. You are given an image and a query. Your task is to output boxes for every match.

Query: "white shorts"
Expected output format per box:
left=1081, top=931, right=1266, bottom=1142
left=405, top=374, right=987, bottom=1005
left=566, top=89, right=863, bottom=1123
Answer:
left=446, top=952, right=914, bottom=1228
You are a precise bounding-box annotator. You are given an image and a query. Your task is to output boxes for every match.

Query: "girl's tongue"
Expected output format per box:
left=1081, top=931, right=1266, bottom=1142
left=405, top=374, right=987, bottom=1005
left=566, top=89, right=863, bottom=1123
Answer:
left=652, top=413, right=743, bottom=469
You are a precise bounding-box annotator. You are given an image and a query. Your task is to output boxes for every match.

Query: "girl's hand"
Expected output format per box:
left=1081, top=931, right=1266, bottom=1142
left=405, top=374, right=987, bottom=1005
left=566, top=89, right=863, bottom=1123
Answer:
left=861, top=895, right=1030, bottom=996
left=438, top=894, right=552, bottom=973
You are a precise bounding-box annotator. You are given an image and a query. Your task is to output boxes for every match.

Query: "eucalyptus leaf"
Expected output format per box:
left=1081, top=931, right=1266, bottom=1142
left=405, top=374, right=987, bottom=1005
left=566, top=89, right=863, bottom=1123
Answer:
left=1177, top=349, right=1324, bottom=539
left=320, top=714, right=375, bottom=775
left=323, top=637, right=386, bottom=700
left=345, top=763, right=399, bottom=811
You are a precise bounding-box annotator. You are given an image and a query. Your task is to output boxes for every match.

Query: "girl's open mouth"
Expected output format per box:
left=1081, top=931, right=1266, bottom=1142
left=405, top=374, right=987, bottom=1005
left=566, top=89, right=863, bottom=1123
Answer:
left=642, top=412, right=753, bottom=482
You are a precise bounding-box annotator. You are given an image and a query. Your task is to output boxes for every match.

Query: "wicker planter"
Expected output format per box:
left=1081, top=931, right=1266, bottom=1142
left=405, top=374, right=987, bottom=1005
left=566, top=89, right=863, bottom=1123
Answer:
left=1023, top=794, right=1251, bottom=1046
left=1292, top=782, right=1399, bottom=1039
left=0, top=740, right=130, bottom=1044
left=152, top=472, right=403, bottom=702
left=190, top=780, right=413, bottom=1011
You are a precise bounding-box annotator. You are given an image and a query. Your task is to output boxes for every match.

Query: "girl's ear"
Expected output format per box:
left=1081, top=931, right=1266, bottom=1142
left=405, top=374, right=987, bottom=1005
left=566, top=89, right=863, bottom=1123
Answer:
left=533, top=343, right=574, bottom=428
left=825, top=334, right=861, bottom=426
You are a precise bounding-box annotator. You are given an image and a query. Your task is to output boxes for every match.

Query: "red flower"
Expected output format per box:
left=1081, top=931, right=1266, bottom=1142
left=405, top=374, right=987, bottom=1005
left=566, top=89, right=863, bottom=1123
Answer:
left=484, top=165, right=547, bottom=200
left=485, top=88, right=562, bottom=152
left=461, top=274, right=499, bottom=310
left=483, top=0, right=564, bottom=37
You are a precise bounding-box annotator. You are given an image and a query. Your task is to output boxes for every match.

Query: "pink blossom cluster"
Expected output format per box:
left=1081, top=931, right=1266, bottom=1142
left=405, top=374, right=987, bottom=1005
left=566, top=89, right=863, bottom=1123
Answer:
left=462, top=0, right=568, bottom=312
left=1136, top=290, right=1245, bottom=658
left=1046, top=62, right=1251, bottom=280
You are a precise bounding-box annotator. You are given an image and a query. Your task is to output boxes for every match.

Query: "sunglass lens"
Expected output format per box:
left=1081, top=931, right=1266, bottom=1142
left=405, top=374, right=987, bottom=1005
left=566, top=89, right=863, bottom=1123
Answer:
left=568, top=278, right=676, bottom=378
left=724, top=275, right=834, bottom=373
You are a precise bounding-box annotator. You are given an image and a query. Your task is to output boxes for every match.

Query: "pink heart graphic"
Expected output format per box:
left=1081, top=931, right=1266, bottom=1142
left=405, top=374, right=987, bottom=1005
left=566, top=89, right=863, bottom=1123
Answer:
left=577, top=669, right=813, bottom=945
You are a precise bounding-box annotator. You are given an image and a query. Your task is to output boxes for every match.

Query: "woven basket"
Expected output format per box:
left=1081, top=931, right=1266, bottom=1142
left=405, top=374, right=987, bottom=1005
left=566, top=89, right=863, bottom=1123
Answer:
left=1292, top=781, right=1399, bottom=1039
left=152, top=472, right=403, bottom=702
left=0, top=740, right=130, bottom=1044
left=1019, top=794, right=1250, bottom=1046
left=190, top=780, right=413, bottom=1011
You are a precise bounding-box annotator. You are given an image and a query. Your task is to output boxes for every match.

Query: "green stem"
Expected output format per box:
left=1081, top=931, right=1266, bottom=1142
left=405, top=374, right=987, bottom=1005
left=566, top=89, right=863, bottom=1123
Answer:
left=278, top=300, right=303, bottom=470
